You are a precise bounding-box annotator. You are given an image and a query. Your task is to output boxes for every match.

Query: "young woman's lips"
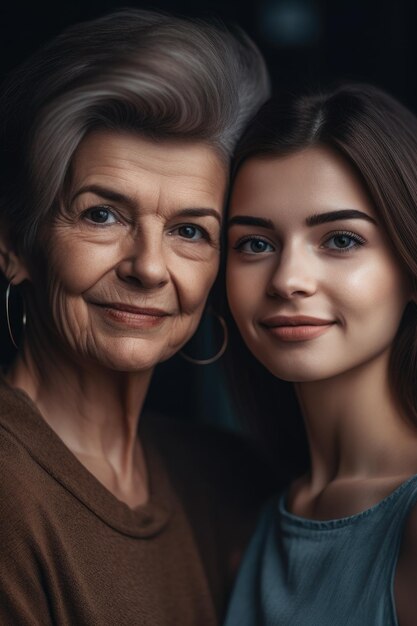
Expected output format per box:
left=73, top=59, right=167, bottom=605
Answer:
left=94, top=303, right=172, bottom=329
left=260, top=315, right=335, bottom=342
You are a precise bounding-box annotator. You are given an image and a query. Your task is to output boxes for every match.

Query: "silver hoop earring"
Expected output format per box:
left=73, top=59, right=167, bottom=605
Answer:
left=180, top=313, right=228, bottom=366
left=5, top=282, right=26, bottom=350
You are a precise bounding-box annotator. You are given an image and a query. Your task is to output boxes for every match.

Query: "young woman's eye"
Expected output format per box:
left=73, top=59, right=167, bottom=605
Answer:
left=171, top=224, right=207, bottom=241
left=83, top=206, right=118, bottom=225
left=234, top=237, right=275, bottom=254
left=322, top=231, right=366, bottom=253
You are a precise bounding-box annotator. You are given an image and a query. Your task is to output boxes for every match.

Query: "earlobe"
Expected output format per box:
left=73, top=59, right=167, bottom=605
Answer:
left=0, top=234, right=30, bottom=284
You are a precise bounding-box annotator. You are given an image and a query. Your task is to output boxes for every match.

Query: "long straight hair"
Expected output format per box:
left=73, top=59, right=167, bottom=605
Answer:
left=221, top=84, right=417, bottom=483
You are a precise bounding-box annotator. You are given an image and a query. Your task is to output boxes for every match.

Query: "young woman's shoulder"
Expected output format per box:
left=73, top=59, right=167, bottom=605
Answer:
left=394, top=475, right=417, bottom=626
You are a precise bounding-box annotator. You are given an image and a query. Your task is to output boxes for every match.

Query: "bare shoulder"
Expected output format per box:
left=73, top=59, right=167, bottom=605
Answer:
left=394, top=494, right=417, bottom=626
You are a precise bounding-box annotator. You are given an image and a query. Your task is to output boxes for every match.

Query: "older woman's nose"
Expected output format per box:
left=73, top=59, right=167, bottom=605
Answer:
left=117, top=238, right=170, bottom=290
left=266, top=244, right=317, bottom=299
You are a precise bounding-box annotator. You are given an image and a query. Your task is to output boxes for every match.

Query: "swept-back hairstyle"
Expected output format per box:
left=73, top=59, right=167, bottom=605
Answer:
left=224, top=84, right=417, bottom=482
left=0, top=9, right=270, bottom=254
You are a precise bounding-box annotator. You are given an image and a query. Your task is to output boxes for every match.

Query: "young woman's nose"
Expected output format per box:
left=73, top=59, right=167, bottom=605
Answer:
left=266, top=243, right=317, bottom=299
left=117, top=235, right=170, bottom=290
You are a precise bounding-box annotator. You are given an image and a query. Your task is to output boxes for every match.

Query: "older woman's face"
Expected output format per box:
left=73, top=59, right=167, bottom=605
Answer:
left=32, top=130, right=226, bottom=371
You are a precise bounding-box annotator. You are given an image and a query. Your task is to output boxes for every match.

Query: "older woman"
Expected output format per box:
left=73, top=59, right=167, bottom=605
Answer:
left=0, top=10, right=270, bottom=625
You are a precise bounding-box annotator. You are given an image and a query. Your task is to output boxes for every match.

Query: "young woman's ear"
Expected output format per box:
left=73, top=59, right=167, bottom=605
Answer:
left=0, top=234, right=30, bottom=284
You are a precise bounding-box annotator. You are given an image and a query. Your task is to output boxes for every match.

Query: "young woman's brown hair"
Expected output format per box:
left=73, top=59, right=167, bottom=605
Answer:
left=223, top=83, right=417, bottom=483
left=223, top=83, right=417, bottom=626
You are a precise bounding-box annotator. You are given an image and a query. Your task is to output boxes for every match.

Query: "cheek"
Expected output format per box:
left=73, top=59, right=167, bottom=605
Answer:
left=336, top=258, right=409, bottom=330
left=30, top=238, right=120, bottom=343
left=45, top=238, right=120, bottom=294
left=163, top=254, right=220, bottom=355
left=226, top=272, right=243, bottom=322
left=226, top=261, right=265, bottom=326
left=40, top=271, right=89, bottom=346
left=174, top=253, right=220, bottom=313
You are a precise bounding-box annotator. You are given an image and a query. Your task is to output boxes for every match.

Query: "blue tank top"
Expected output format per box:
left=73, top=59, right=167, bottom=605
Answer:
left=225, top=475, right=417, bottom=626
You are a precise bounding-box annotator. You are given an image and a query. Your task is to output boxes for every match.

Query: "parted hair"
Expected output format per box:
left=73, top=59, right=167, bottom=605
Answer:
left=0, top=9, right=270, bottom=253
left=224, top=84, right=417, bottom=481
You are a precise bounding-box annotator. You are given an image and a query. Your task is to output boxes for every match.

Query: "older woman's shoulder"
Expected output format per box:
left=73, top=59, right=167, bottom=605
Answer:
left=0, top=420, right=51, bottom=561
left=0, top=379, right=65, bottom=527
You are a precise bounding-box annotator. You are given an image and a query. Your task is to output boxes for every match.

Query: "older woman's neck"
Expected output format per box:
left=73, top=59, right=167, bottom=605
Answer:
left=6, top=341, right=152, bottom=506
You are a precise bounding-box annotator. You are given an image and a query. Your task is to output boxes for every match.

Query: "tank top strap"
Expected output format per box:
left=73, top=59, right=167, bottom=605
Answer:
left=225, top=476, right=417, bottom=626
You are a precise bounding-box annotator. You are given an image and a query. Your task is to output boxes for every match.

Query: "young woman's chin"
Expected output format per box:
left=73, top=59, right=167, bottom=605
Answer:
left=248, top=344, right=388, bottom=386
left=256, top=359, right=330, bottom=384
left=242, top=334, right=382, bottom=383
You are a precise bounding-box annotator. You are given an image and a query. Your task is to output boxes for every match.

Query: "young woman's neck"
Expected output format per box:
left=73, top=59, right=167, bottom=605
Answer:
left=295, top=349, right=417, bottom=492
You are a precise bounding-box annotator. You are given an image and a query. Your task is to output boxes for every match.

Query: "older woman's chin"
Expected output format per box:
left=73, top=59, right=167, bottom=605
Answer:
left=73, top=334, right=188, bottom=373
left=41, top=304, right=203, bottom=372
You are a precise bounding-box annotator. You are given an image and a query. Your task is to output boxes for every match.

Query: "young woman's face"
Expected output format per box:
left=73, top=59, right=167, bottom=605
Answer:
left=28, top=130, right=226, bottom=372
left=227, top=145, right=411, bottom=382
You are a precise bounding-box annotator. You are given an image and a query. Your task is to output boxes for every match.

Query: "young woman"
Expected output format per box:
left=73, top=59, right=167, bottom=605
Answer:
left=224, top=84, right=417, bottom=625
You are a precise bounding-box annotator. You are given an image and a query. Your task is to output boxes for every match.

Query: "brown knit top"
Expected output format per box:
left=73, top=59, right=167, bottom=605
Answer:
left=0, top=378, right=271, bottom=625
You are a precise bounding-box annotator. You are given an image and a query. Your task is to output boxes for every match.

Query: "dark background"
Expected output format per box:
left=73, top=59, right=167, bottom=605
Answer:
left=1, top=0, right=416, bottom=107
left=1, top=0, right=416, bottom=428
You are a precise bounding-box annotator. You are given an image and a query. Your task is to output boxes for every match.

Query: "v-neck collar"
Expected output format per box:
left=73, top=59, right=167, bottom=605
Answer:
left=0, top=377, right=173, bottom=538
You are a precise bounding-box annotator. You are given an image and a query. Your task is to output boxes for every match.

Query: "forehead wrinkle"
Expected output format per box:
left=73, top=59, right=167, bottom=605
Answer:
left=70, top=136, right=226, bottom=223
left=72, top=162, right=222, bottom=199
left=78, top=134, right=220, bottom=180
left=70, top=184, right=137, bottom=211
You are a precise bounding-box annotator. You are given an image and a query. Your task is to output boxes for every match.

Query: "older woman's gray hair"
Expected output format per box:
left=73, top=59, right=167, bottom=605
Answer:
left=0, top=9, right=269, bottom=254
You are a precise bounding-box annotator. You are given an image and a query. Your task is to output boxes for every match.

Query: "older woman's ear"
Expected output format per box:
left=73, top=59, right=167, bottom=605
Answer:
left=0, top=233, right=30, bottom=284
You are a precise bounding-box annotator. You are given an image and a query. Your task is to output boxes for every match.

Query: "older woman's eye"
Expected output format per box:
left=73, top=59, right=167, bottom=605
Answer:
left=171, top=224, right=207, bottom=241
left=322, top=231, right=366, bottom=253
left=234, top=237, right=275, bottom=254
left=83, top=207, right=118, bottom=225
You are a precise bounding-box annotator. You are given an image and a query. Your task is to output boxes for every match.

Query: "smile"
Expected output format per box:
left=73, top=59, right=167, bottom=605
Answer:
left=93, top=303, right=172, bottom=329
left=260, top=315, right=336, bottom=342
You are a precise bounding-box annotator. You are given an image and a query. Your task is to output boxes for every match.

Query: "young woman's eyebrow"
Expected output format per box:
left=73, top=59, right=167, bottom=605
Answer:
left=228, top=210, right=376, bottom=231
left=227, top=216, right=274, bottom=229
left=306, top=209, right=377, bottom=226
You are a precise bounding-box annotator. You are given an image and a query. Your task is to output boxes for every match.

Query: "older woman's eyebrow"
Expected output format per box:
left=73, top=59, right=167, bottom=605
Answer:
left=71, top=184, right=136, bottom=209
left=306, top=209, right=377, bottom=226
left=227, top=216, right=274, bottom=229
left=175, top=208, right=222, bottom=224
left=71, top=185, right=221, bottom=223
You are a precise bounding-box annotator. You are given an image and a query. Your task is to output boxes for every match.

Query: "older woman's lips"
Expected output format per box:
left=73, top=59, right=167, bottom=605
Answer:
left=95, top=303, right=171, bottom=328
left=260, top=315, right=335, bottom=342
